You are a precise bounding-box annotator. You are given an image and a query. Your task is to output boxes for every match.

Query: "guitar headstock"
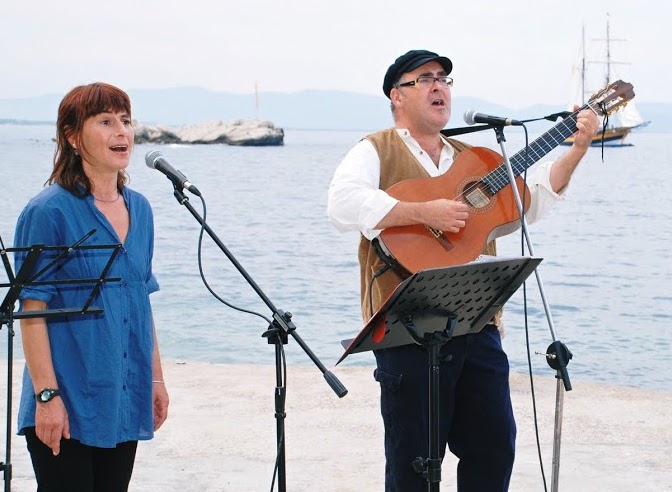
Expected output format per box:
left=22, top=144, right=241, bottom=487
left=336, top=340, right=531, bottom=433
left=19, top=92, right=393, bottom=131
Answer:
left=588, top=80, right=635, bottom=116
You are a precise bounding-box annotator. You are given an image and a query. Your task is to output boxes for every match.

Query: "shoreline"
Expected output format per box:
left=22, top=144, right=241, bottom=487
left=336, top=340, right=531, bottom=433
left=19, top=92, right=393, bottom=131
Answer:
left=2, top=360, right=671, bottom=491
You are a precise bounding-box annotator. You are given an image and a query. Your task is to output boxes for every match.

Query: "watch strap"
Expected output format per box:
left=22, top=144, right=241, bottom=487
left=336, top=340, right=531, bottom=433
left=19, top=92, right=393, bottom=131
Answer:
left=35, top=388, right=61, bottom=403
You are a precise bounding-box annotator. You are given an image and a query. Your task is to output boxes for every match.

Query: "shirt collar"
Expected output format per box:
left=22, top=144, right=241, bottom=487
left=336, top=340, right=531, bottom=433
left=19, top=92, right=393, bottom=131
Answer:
left=394, top=128, right=456, bottom=173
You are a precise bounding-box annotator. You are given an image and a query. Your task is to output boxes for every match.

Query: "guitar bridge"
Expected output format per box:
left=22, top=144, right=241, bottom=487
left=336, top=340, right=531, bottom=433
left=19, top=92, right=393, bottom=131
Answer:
left=427, top=226, right=442, bottom=238
left=425, top=226, right=454, bottom=252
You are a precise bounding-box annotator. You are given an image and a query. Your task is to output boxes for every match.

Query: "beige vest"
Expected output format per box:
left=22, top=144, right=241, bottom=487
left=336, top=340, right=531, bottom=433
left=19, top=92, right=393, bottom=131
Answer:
left=358, top=128, right=500, bottom=324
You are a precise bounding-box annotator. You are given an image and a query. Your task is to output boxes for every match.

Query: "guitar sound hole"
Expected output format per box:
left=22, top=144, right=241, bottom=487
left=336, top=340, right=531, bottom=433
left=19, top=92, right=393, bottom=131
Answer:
left=463, top=181, right=491, bottom=209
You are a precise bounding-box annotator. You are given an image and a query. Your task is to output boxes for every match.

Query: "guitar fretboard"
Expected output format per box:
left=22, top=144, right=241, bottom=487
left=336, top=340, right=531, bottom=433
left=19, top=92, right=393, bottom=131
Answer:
left=482, top=104, right=589, bottom=194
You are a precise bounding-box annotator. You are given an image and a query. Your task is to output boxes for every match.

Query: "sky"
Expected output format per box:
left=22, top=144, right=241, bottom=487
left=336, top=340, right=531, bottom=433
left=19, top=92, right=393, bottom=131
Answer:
left=2, top=0, right=668, bottom=107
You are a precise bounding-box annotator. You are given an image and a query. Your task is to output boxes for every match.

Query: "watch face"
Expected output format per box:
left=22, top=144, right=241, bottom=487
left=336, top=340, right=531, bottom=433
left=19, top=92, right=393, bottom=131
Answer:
left=36, top=389, right=58, bottom=402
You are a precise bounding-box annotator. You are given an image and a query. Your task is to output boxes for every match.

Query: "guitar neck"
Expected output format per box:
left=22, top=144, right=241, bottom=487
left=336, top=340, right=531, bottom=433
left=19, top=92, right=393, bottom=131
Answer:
left=483, top=104, right=587, bottom=194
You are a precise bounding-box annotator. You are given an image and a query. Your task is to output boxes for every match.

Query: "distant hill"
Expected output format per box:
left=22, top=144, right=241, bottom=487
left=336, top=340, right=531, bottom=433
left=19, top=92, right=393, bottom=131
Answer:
left=0, top=87, right=669, bottom=132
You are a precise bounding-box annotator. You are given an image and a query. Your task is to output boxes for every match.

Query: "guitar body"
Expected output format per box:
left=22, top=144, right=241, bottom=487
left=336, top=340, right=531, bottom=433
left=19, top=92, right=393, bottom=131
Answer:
left=378, top=147, right=530, bottom=273
left=376, top=80, right=635, bottom=274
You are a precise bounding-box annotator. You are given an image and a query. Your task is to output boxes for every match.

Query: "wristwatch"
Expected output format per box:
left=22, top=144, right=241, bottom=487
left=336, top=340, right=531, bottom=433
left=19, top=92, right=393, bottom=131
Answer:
left=34, top=388, right=60, bottom=403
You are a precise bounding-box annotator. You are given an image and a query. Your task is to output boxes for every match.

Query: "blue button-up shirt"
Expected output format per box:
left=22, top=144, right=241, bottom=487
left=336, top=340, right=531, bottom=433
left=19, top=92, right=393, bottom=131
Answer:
left=14, top=184, right=160, bottom=448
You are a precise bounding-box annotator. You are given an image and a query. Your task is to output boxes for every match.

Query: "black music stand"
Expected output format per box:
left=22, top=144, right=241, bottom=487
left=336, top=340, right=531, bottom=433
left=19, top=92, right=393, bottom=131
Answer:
left=338, top=256, right=542, bottom=491
left=0, top=229, right=121, bottom=492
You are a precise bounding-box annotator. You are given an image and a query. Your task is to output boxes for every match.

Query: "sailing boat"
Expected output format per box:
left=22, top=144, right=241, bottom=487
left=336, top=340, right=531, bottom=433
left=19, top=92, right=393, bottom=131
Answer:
left=563, top=16, right=649, bottom=146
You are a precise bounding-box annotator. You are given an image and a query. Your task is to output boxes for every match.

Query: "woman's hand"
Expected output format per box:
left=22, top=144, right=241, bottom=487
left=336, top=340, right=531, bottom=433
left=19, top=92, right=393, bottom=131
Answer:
left=152, top=381, right=169, bottom=431
left=35, top=397, right=70, bottom=455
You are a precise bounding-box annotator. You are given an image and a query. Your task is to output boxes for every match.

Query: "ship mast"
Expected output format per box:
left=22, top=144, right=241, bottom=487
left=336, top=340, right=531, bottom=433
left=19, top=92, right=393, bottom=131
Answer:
left=605, top=15, right=612, bottom=88
left=580, top=24, right=586, bottom=105
left=599, top=13, right=628, bottom=87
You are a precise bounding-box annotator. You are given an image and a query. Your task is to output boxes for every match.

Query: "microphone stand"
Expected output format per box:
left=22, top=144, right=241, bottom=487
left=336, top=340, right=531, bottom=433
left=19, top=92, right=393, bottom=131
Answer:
left=169, top=186, right=348, bottom=492
left=488, top=125, right=571, bottom=492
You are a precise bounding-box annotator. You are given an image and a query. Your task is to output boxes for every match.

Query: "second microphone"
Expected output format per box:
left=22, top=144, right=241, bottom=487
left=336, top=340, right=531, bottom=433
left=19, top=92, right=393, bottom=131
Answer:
left=463, top=109, right=523, bottom=126
left=145, top=151, right=202, bottom=197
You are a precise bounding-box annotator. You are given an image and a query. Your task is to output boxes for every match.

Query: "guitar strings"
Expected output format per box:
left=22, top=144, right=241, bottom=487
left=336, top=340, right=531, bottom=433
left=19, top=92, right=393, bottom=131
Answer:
left=430, top=83, right=625, bottom=234
left=450, top=108, right=585, bottom=206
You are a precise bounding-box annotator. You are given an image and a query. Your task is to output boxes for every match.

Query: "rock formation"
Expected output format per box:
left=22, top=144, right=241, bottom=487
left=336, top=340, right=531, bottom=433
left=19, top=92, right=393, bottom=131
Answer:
left=134, top=119, right=284, bottom=146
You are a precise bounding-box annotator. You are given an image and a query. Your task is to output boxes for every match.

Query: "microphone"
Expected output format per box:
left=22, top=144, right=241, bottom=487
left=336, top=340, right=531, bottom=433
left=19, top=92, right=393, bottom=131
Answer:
left=463, top=109, right=522, bottom=126
left=145, top=151, right=201, bottom=196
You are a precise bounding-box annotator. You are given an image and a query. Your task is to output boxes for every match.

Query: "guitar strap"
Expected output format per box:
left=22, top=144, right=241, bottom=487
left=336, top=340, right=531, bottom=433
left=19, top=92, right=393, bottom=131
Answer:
left=367, top=237, right=409, bottom=317
left=371, top=237, right=407, bottom=278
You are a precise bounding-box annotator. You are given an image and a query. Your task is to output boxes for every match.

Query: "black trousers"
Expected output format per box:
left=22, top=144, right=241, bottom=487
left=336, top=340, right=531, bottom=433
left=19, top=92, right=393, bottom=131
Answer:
left=373, top=325, right=516, bottom=492
left=24, top=427, right=138, bottom=492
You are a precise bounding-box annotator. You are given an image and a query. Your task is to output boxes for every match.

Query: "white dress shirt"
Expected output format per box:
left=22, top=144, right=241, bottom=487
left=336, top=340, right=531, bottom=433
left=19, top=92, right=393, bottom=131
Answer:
left=328, top=128, right=566, bottom=240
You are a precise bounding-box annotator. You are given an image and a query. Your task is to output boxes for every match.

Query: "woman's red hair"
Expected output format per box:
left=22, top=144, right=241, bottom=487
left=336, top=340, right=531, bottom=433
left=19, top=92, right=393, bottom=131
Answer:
left=48, top=82, right=132, bottom=195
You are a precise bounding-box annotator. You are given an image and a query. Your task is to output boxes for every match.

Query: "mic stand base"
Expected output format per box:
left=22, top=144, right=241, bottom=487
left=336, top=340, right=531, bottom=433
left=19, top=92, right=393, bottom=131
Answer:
left=262, top=323, right=290, bottom=491
left=551, top=374, right=565, bottom=492
left=545, top=341, right=572, bottom=492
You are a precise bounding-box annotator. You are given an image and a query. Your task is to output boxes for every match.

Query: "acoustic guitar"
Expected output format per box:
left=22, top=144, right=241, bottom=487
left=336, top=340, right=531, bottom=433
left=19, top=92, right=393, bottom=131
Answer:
left=378, top=79, right=635, bottom=274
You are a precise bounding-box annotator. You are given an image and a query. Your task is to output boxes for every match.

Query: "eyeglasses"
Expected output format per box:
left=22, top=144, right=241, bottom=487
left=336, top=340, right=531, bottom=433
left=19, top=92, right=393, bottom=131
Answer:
left=396, top=76, right=454, bottom=89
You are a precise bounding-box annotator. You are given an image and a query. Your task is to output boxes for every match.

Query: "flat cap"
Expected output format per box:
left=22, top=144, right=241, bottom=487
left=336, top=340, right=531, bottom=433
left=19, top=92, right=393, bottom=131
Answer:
left=383, top=49, right=453, bottom=98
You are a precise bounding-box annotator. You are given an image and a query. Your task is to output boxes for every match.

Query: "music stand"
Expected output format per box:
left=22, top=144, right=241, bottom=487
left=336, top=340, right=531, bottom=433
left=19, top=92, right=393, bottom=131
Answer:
left=338, top=256, right=542, bottom=491
left=0, top=229, right=121, bottom=492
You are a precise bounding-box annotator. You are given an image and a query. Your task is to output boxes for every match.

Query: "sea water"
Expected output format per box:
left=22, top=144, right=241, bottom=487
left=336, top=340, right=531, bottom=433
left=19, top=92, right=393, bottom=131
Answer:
left=1, top=124, right=670, bottom=391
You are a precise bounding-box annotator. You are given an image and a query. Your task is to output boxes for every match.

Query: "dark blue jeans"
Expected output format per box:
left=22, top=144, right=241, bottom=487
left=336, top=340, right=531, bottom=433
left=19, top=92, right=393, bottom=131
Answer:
left=373, top=325, right=516, bottom=492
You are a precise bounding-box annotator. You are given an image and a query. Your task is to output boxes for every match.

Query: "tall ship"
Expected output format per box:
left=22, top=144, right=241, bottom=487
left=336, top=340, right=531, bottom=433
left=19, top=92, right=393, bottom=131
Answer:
left=563, top=16, right=649, bottom=146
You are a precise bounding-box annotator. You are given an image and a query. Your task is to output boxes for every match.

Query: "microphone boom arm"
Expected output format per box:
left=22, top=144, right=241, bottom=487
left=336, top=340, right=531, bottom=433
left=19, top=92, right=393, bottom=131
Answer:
left=170, top=186, right=347, bottom=397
